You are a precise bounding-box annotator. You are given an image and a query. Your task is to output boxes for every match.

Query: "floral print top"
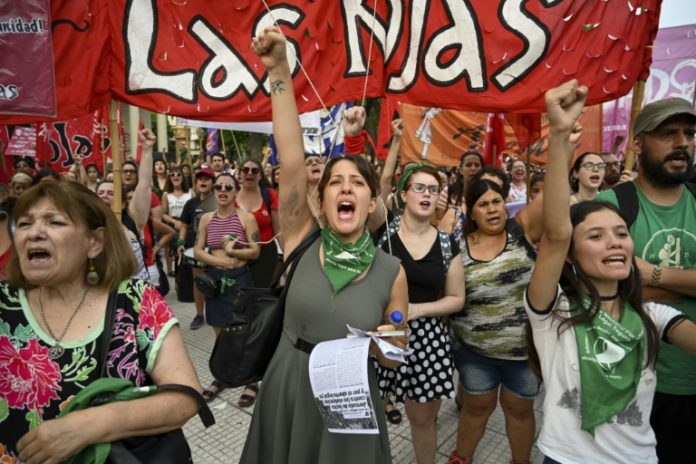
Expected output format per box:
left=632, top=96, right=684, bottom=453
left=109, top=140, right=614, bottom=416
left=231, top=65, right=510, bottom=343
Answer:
left=0, top=279, right=178, bottom=462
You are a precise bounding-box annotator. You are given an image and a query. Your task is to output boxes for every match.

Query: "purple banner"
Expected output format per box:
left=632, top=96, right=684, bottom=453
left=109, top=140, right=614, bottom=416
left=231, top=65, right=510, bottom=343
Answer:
left=0, top=0, right=56, bottom=117
left=603, top=24, right=696, bottom=154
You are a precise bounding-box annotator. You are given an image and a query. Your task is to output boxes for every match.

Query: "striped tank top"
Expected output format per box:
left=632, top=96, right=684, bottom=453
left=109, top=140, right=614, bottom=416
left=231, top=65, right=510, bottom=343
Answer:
left=206, top=212, right=248, bottom=250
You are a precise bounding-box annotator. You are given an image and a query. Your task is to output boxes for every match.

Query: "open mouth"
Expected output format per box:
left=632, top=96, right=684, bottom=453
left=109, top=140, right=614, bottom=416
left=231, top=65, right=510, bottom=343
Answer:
left=337, top=201, right=355, bottom=220
left=419, top=200, right=432, bottom=208
left=27, top=248, right=51, bottom=263
left=602, top=255, right=626, bottom=267
left=589, top=175, right=601, bottom=183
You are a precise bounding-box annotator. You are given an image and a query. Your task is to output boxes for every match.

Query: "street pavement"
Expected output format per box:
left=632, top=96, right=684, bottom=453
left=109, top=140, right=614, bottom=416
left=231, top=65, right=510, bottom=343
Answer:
left=167, top=283, right=545, bottom=463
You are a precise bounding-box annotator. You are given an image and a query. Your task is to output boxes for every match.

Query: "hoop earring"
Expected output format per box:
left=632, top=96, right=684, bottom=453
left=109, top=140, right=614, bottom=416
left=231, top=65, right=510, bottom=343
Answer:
left=86, top=259, right=100, bottom=286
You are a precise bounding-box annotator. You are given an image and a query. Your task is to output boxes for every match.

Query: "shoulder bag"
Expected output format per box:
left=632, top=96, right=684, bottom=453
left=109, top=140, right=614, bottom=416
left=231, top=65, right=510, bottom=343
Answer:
left=209, top=228, right=320, bottom=387
left=63, top=289, right=215, bottom=464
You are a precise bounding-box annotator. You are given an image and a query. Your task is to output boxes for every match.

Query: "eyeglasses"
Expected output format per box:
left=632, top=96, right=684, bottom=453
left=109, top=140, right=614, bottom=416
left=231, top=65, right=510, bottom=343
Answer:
left=579, top=162, right=607, bottom=171
left=122, top=169, right=137, bottom=174
left=408, top=183, right=440, bottom=194
left=241, top=166, right=260, bottom=175
left=169, top=172, right=181, bottom=178
left=214, top=183, right=235, bottom=192
left=605, top=161, right=620, bottom=168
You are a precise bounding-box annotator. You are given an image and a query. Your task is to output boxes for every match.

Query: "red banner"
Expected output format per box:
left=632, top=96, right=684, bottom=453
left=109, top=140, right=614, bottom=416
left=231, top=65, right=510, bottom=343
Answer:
left=0, top=0, right=661, bottom=124
left=34, top=107, right=109, bottom=172
left=0, top=0, right=56, bottom=117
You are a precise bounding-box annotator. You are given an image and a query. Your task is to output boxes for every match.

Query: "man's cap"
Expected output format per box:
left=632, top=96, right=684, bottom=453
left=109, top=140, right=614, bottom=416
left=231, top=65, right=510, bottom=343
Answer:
left=194, top=167, right=215, bottom=179
left=634, top=97, right=696, bottom=135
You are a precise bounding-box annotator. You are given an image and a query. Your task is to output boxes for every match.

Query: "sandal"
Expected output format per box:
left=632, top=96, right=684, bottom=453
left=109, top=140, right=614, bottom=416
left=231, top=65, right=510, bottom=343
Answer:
left=238, top=383, right=259, bottom=408
left=385, top=399, right=402, bottom=425
left=202, top=380, right=226, bottom=403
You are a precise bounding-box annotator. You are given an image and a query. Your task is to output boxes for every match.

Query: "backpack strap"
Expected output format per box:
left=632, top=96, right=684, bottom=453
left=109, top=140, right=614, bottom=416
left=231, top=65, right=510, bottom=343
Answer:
left=377, top=213, right=402, bottom=254
left=612, top=181, right=640, bottom=228
left=438, top=230, right=453, bottom=274
left=685, top=182, right=696, bottom=199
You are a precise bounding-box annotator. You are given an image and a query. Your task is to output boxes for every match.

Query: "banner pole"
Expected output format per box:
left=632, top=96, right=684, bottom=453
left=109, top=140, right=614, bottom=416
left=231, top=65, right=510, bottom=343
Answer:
left=230, top=130, right=241, bottom=161
left=219, top=129, right=227, bottom=158
left=623, top=80, right=646, bottom=172
left=109, top=100, right=123, bottom=223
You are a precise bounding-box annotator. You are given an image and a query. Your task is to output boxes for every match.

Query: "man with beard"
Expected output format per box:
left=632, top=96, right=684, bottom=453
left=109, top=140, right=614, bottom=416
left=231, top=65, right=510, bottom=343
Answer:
left=597, top=97, right=696, bottom=463
left=600, top=152, right=622, bottom=189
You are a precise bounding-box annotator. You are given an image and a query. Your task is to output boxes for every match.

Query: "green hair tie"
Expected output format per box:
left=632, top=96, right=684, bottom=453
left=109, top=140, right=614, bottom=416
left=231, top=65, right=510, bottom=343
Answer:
left=396, top=162, right=435, bottom=209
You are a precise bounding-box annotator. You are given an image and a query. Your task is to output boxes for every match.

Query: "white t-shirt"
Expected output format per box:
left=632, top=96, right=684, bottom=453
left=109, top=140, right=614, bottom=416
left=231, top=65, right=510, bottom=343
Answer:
left=524, top=287, right=683, bottom=464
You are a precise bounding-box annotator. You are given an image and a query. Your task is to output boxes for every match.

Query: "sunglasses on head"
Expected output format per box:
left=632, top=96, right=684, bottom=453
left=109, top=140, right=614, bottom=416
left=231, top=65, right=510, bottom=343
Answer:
left=241, top=166, right=260, bottom=175
left=214, top=183, right=236, bottom=192
left=407, top=183, right=440, bottom=194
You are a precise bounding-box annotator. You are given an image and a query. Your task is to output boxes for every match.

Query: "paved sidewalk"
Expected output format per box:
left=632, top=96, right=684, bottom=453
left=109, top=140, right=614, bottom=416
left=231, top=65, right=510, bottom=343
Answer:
left=168, top=287, right=545, bottom=463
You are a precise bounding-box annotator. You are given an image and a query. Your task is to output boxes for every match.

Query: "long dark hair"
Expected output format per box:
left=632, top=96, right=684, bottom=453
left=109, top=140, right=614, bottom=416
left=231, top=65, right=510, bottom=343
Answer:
left=526, top=201, right=659, bottom=379
left=569, top=152, right=600, bottom=193
left=463, top=179, right=505, bottom=236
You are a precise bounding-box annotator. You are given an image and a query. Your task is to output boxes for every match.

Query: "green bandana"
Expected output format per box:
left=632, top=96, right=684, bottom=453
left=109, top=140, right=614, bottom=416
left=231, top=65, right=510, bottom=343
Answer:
left=573, top=300, right=644, bottom=436
left=321, top=227, right=375, bottom=294
left=396, top=162, right=434, bottom=208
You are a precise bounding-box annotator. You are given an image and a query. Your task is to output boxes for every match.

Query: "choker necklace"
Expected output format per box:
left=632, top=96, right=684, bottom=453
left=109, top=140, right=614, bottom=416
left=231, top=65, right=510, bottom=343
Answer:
left=38, top=286, right=91, bottom=360
left=599, top=292, right=619, bottom=301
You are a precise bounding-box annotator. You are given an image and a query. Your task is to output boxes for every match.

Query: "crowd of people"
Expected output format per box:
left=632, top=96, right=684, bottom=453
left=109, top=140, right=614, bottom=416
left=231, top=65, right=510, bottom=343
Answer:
left=0, top=25, right=695, bottom=464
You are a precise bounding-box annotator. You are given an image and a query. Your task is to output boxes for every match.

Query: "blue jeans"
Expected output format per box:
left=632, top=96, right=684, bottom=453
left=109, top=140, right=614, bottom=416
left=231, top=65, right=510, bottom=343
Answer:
left=453, top=339, right=540, bottom=400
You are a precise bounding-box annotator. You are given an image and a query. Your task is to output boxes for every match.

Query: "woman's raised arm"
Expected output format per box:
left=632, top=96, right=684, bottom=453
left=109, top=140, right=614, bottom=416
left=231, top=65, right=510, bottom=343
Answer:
left=527, top=80, right=587, bottom=311
left=252, top=27, right=312, bottom=255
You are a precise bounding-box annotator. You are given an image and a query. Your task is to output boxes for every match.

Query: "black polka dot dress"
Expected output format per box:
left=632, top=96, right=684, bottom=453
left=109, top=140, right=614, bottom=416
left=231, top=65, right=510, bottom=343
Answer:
left=377, top=230, right=458, bottom=403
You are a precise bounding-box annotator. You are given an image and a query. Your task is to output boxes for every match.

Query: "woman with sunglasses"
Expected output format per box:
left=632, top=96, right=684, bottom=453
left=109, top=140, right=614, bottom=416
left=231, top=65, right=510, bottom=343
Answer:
left=569, top=152, right=605, bottom=204
left=373, top=162, right=466, bottom=464
left=234, top=157, right=280, bottom=407
left=242, top=27, right=408, bottom=463
left=194, top=173, right=260, bottom=402
left=161, top=166, right=192, bottom=276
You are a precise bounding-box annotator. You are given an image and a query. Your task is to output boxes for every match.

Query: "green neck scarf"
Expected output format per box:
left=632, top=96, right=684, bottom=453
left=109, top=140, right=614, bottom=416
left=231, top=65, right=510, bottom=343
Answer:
left=321, top=227, right=375, bottom=294
left=573, top=300, right=644, bottom=436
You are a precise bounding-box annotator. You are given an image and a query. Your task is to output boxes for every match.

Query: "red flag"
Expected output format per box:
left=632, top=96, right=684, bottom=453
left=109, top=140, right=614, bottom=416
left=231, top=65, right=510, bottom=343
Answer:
left=506, top=113, right=542, bottom=153
left=483, top=113, right=506, bottom=168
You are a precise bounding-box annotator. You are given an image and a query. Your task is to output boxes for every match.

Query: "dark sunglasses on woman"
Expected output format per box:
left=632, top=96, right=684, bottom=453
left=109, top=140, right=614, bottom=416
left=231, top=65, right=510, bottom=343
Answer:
left=214, top=183, right=236, bottom=192
left=241, top=167, right=260, bottom=175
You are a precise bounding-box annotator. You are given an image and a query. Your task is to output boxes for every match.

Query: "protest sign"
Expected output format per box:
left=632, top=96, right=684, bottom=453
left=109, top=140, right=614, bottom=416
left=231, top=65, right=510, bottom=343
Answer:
left=6, top=126, right=37, bottom=157
left=0, top=0, right=56, bottom=117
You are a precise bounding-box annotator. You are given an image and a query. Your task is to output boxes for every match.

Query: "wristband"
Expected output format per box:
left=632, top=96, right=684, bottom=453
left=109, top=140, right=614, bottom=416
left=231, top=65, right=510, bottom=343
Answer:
left=344, top=132, right=366, bottom=155
left=648, top=265, right=662, bottom=287
left=176, top=239, right=186, bottom=247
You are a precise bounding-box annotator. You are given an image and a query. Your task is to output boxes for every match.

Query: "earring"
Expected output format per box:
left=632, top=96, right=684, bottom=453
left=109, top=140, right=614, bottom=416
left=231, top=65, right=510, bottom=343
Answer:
left=86, top=259, right=99, bottom=285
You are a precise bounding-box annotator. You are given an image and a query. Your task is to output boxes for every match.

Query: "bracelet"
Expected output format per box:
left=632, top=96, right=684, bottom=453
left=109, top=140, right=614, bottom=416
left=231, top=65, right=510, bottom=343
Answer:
left=176, top=239, right=185, bottom=247
left=648, top=265, right=662, bottom=287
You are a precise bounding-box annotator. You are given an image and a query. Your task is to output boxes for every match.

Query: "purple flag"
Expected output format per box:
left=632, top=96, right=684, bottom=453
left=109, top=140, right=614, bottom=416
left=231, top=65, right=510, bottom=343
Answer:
left=603, top=24, right=696, bottom=153
left=205, top=128, right=219, bottom=156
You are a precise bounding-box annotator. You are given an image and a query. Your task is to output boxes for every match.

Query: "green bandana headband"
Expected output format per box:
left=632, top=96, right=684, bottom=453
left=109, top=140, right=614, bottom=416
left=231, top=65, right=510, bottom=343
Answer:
left=321, top=227, right=375, bottom=294
left=396, top=162, right=435, bottom=209
left=573, top=300, right=644, bottom=436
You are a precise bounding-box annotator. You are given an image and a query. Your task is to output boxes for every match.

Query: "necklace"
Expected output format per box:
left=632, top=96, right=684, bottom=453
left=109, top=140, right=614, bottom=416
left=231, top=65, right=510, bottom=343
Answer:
left=599, top=292, right=619, bottom=301
left=38, top=286, right=91, bottom=360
